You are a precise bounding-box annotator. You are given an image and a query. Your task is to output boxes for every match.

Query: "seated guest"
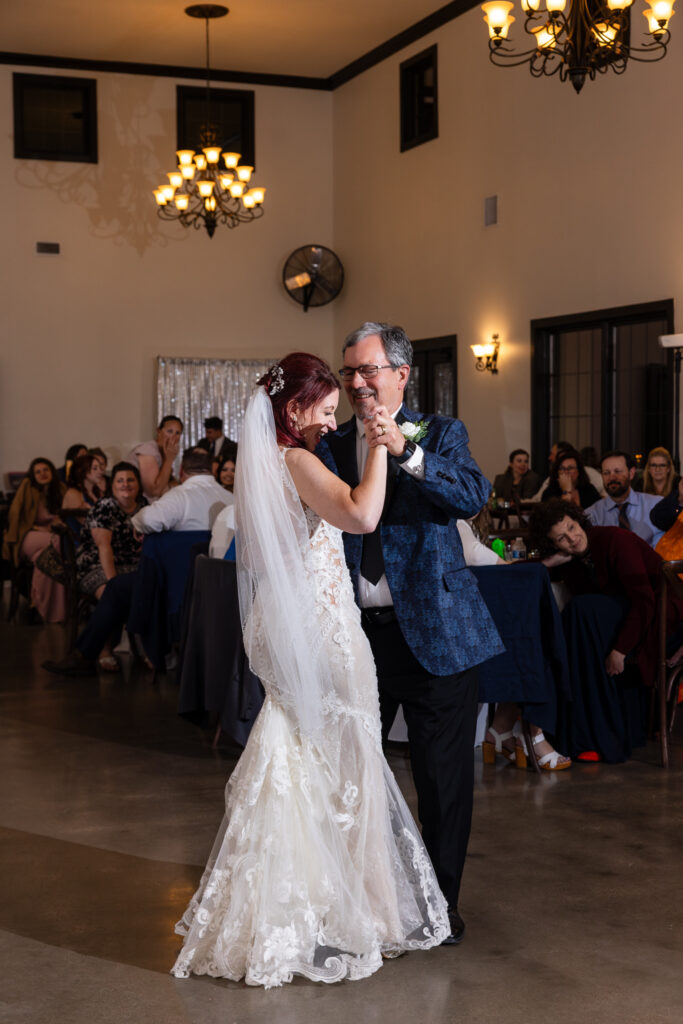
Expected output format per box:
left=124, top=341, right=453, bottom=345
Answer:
left=493, top=448, right=540, bottom=502
left=131, top=448, right=231, bottom=535
left=540, top=447, right=601, bottom=509
left=57, top=443, right=88, bottom=484
left=127, top=415, right=183, bottom=501
left=45, top=463, right=146, bottom=674
left=77, top=462, right=146, bottom=599
left=63, top=453, right=107, bottom=510
left=636, top=446, right=678, bottom=498
left=3, top=458, right=66, bottom=622
left=585, top=450, right=663, bottom=548
left=529, top=500, right=683, bottom=763
left=651, top=475, right=683, bottom=535
left=215, top=443, right=237, bottom=493
left=462, top=509, right=571, bottom=772
left=532, top=440, right=605, bottom=500
left=579, top=445, right=600, bottom=470
left=198, top=416, right=233, bottom=459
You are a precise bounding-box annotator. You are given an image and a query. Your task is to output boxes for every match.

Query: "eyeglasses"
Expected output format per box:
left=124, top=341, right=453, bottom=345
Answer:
left=649, top=462, right=669, bottom=470
left=338, top=363, right=395, bottom=381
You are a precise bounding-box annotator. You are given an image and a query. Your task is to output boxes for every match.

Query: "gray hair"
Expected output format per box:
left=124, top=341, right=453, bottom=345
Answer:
left=342, top=321, right=413, bottom=367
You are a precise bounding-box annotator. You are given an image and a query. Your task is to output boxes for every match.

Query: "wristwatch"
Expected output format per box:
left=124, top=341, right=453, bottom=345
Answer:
left=395, top=439, right=417, bottom=463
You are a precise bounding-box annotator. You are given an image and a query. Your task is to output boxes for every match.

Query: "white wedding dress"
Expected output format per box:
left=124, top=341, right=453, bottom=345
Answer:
left=171, top=415, right=449, bottom=989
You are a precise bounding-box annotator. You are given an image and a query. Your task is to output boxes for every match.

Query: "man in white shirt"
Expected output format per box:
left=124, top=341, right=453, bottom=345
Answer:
left=131, top=448, right=231, bottom=534
left=585, top=449, right=663, bottom=548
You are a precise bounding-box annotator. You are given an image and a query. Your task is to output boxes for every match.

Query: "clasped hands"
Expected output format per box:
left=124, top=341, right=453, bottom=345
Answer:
left=363, top=406, right=405, bottom=457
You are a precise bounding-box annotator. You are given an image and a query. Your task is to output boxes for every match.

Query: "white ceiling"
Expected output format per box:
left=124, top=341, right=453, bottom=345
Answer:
left=3, top=0, right=455, bottom=80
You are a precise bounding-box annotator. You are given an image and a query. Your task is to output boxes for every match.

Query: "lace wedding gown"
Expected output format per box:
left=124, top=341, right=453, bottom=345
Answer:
left=171, top=499, right=449, bottom=988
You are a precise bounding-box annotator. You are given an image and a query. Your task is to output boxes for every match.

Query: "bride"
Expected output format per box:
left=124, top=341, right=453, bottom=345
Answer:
left=171, top=353, right=449, bottom=989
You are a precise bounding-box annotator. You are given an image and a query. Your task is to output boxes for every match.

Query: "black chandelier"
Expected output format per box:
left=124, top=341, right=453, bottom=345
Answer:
left=153, top=5, right=266, bottom=237
left=481, top=0, right=675, bottom=93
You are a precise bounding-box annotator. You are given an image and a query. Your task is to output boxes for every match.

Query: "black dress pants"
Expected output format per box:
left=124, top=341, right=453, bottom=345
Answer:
left=77, top=573, right=137, bottom=661
left=362, top=614, right=478, bottom=910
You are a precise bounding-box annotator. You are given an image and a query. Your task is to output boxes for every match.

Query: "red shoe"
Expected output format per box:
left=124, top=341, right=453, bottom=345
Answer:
left=577, top=750, right=602, bottom=762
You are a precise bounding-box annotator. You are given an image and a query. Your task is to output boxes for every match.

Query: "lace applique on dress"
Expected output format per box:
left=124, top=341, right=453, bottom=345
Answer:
left=171, top=456, right=449, bottom=988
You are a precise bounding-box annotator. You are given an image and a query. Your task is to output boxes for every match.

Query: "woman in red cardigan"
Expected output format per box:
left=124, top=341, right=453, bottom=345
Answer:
left=529, top=500, right=683, bottom=762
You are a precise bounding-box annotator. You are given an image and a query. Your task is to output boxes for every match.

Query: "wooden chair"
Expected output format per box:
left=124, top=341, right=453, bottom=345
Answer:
left=656, top=558, right=683, bottom=767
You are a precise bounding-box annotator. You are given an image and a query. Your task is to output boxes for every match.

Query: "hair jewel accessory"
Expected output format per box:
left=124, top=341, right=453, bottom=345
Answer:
left=268, top=364, right=285, bottom=395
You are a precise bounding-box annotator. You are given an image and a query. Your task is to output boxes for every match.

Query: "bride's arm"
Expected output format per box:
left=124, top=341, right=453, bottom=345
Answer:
left=286, top=443, right=387, bottom=534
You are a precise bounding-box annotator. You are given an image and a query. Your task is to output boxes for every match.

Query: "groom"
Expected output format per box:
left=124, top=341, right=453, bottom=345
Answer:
left=317, top=322, right=502, bottom=944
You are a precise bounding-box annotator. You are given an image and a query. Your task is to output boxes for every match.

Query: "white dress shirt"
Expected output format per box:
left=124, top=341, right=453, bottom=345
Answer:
left=356, top=406, right=424, bottom=608
left=131, top=474, right=232, bottom=534
left=210, top=503, right=236, bottom=558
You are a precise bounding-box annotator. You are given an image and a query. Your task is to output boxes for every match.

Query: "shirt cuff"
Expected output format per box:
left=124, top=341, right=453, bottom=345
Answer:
left=399, top=444, right=425, bottom=479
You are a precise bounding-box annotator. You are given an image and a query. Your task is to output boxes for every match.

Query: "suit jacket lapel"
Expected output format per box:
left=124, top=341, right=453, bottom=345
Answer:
left=328, top=419, right=359, bottom=488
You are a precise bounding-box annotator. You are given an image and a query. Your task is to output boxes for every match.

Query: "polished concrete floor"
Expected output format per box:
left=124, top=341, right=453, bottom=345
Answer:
left=2, top=610, right=683, bottom=1024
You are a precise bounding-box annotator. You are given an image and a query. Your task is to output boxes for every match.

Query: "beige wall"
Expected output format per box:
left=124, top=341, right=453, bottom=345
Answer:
left=3, top=15, right=683, bottom=485
left=1, top=67, right=335, bottom=477
left=332, top=11, right=683, bottom=479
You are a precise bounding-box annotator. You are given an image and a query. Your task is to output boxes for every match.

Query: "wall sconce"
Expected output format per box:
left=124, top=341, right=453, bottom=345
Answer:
left=471, top=334, right=500, bottom=374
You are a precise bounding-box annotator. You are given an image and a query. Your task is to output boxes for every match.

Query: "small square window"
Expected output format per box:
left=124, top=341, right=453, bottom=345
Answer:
left=400, top=46, right=438, bottom=153
left=13, top=73, right=98, bottom=163
left=177, top=86, right=255, bottom=166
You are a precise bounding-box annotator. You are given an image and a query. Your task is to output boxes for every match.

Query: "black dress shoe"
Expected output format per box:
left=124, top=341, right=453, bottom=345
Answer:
left=441, top=908, right=465, bottom=946
left=42, top=650, right=96, bottom=676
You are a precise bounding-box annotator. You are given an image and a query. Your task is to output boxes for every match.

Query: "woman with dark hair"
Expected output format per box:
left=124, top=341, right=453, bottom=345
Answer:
left=540, top=447, right=601, bottom=508
left=172, top=353, right=449, bottom=988
left=57, top=443, right=88, bottom=483
left=2, top=458, right=66, bottom=621
left=529, top=500, right=683, bottom=762
left=214, top=443, right=237, bottom=492
left=63, top=453, right=107, bottom=510
left=493, top=448, right=540, bottom=502
left=127, top=414, right=183, bottom=501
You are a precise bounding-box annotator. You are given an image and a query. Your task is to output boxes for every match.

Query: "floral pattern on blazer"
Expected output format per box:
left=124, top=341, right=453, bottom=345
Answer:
left=317, top=407, right=504, bottom=676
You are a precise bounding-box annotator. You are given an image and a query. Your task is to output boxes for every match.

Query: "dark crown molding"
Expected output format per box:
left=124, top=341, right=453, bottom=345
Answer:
left=0, top=1, right=479, bottom=91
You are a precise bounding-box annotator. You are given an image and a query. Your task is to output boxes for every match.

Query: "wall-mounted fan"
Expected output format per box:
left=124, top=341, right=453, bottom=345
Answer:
left=282, top=245, right=344, bottom=313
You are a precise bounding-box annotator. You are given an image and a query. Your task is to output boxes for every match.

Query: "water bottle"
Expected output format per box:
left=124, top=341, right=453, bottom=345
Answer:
left=511, top=537, right=527, bottom=560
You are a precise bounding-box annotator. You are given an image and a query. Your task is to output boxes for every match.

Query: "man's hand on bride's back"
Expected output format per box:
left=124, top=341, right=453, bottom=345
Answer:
left=364, top=405, right=397, bottom=455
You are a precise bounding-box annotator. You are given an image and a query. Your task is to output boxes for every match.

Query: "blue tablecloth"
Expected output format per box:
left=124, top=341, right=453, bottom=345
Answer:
left=472, top=562, right=572, bottom=736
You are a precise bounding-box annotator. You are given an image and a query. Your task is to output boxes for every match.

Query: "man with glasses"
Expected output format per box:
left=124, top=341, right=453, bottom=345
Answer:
left=317, top=321, right=502, bottom=946
left=585, top=450, right=664, bottom=547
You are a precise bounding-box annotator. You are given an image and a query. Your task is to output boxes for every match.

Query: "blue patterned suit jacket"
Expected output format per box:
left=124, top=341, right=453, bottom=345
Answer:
left=317, top=407, right=504, bottom=676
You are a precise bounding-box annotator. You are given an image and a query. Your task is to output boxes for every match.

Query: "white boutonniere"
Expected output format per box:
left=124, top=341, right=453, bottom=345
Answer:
left=399, top=420, right=429, bottom=445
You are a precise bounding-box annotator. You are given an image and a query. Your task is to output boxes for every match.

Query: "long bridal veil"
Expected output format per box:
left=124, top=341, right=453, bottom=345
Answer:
left=234, top=385, right=336, bottom=738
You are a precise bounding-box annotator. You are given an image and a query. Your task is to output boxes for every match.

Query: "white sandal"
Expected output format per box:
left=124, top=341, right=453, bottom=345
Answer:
left=516, top=730, right=571, bottom=771
left=482, top=726, right=516, bottom=765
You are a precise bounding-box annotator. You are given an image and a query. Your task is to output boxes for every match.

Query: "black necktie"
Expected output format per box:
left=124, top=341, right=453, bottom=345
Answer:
left=617, top=503, right=630, bottom=530
left=361, top=523, right=385, bottom=586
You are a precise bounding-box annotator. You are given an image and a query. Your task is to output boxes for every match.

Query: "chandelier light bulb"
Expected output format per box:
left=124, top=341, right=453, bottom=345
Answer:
left=167, top=171, right=183, bottom=188
left=223, top=152, right=241, bottom=168
left=482, top=1, right=515, bottom=35
left=520, top=0, right=541, bottom=10
left=174, top=194, right=190, bottom=210
left=242, top=193, right=256, bottom=208
left=176, top=150, right=195, bottom=166
left=229, top=181, right=245, bottom=197
left=546, top=0, right=567, bottom=11
left=250, top=187, right=266, bottom=204
left=606, top=0, right=633, bottom=8
left=532, top=22, right=558, bottom=47
left=181, top=164, right=196, bottom=180
left=194, top=154, right=208, bottom=171
left=196, top=180, right=215, bottom=198
left=203, top=146, right=222, bottom=164
left=236, top=165, right=254, bottom=182
left=220, top=173, right=234, bottom=189
left=153, top=188, right=167, bottom=206
left=651, top=0, right=675, bottom=21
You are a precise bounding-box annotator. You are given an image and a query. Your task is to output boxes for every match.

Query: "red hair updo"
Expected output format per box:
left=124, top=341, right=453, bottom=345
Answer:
left=258, top=353, right=340, bottom=448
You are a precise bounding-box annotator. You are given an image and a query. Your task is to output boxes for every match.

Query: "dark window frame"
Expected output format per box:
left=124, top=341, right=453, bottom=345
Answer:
left=13, top=72, right=98, bottom=163
left=407, top=334, right=458, bottom=416
left=176, top=85, right=255, bottom=167
left=400, top=45, right=438, bottom=153
left=530, top=299, right=675, bottom=473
